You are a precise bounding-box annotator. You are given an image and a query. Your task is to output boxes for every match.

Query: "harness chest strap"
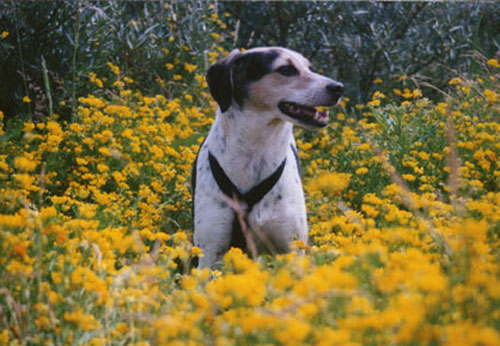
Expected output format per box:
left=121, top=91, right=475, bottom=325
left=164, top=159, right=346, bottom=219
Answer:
left=208, top=151, right=287, bottom=250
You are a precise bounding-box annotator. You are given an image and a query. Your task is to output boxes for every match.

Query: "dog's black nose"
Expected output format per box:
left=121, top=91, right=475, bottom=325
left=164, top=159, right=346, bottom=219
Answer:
left=326, top=82, right=344, bottom=98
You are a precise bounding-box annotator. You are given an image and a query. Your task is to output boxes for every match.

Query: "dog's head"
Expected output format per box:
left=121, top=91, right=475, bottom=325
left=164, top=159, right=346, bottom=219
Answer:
left=206, top=47, right=343, bottom=129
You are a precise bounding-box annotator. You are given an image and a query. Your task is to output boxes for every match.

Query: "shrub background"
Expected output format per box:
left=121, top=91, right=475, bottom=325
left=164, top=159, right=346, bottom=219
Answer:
left=1, top=1, right=499, bottom=121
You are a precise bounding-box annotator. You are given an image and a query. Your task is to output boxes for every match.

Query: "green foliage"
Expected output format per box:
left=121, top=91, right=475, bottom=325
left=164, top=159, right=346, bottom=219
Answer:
left=0, top=0, right=229, bottom=121
left=225, top=2, right=500, bottom=104
left=2, top=1, right=500, bottom=122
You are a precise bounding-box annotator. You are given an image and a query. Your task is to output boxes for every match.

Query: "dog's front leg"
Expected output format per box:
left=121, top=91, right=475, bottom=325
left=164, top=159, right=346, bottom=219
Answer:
left=193, top=201, right=235, bottom=268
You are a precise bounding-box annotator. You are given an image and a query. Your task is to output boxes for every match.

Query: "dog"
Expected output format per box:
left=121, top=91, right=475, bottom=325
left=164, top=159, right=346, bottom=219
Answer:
left=192, top=47, right=343, bottom=268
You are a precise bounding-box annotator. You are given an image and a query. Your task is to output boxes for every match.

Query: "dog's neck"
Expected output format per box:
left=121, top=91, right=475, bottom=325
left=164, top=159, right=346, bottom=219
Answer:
left=207, top=107, right=293, bottom=192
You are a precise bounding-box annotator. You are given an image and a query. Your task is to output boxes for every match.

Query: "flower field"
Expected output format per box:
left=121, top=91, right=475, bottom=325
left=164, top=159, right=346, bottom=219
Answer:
left=1, top=48, right=500, bottom=345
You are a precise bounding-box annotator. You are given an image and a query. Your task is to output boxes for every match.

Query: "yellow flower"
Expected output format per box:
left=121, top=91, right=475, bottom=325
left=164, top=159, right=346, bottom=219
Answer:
left=208, top=51, right=219, bottom=61
left=206, top=270, right=268, bottom=307
left=113, top=80, right=124, bottom=88
left=6, top=259, right=33, bottom=277
left=484, top=89, right=497, bottom=102
left=449, top=77, right=464, bottom=85
left=23, top=96, right=31, bottom=103
left=487, top=58, right=500, bottom=68
left=64, top=308, right=99, bottom=331
left=315, top=328, right=356, bottom=346
left=443, top=322, right=500, bottom=346
left=76, top=157, right=88, bottom=165
left=78, top=203, right=97, bottom=219
left=89, top=72, right=104, bottom=88
left=412, top=88, right=423, bottom=98
left=0, top=329, right=8, bottom=345
left=275, top=317, right=311, bottom=346
left=361, top=204, right=379, bottom=218
left=1, top=31, right=8, bottom=38
left=191, top=246, right=203, bottom=257
left=166, top=63, right=174, bottom=70
left=311, top=172, right=351, bottom=194
left=418, top=152, right=430, bottom=161
left=14, top=156, right=37, bottom=172
left=98, top=147, right=111, bottom=156
left=14, top=173, right=35, bottom=190
left=51, top=272, right=63, bottom=285
left=402, top=173, right=416, bottom=182
left=184, top=62, right=197, bottom=73
left=107, top=62, right=120, bottom=75
left=356, top=167, right=369, bottom=175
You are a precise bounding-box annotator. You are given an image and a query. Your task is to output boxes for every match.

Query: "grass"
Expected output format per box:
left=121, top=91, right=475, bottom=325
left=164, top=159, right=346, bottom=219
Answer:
left=0, top=56, right=499, bottom=346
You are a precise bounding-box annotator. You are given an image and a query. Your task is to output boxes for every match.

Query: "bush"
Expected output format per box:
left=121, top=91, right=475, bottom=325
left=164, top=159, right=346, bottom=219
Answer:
left=1, top=2, right=499, bottom=120
left=0, top=1, right=231, bottom=121
left=224, top=2, right=500, bottom=104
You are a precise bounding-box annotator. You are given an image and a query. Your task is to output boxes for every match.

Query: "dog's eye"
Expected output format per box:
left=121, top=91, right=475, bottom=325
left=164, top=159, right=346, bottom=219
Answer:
left=276, top=64, right=298, bottom=77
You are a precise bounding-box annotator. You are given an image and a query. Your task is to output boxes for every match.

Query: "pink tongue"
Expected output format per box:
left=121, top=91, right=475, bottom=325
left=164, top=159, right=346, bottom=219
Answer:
left=314, top=110, right=328, bottom=120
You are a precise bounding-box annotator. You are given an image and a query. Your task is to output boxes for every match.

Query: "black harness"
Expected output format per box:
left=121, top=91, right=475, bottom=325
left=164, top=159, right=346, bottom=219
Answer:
left=192, top=139, right=301, bottom=252
left=208, top=151, right=286, bottom=250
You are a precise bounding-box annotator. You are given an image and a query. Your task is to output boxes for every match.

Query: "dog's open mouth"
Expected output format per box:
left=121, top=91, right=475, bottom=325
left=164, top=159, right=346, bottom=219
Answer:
left=278, top=101, right=329, bottom=128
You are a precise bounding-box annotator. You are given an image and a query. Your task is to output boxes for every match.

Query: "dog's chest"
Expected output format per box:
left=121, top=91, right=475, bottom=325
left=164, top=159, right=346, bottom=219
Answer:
left=193, top=116, right=308, bottom=255
left=207, top=121, right=292, bottom=192
left=205, top=137, right=305, bottom=231
left=246, top=168, right=307, bottom=252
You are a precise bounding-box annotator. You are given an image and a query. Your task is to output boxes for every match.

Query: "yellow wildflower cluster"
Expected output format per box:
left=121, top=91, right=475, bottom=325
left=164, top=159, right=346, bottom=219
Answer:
left=0, top=58, right=499, bottom=346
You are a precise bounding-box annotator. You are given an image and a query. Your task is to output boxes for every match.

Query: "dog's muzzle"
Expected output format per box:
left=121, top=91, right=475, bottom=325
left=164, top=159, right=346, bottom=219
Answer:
left=278, top=81, right=343, bottom=129
left=278, top=102, right=330, bottom=128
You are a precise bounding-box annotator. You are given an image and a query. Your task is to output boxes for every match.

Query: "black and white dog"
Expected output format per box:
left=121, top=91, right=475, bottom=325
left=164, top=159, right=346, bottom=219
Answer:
left=192, top=47, right=343, bottom=268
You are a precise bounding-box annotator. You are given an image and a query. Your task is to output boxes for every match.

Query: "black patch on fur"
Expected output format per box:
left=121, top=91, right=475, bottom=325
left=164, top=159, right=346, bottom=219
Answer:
left=206, top=50, right=280, bottom=112
left=191, top=135, right=208, bottom=220
left=206, top=53, right=241, bottom=113
left=291, top=144, right=302, bottom=177
left=232, top=50, right=280, bottom=108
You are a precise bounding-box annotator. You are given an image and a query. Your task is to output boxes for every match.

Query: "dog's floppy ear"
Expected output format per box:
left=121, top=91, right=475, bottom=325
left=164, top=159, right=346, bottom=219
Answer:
left=206, top=49, right=241, bottom=113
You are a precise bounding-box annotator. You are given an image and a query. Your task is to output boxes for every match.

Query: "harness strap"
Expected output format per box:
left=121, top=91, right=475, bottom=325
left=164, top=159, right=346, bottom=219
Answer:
left=208, top=151, right=287, bottom=250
